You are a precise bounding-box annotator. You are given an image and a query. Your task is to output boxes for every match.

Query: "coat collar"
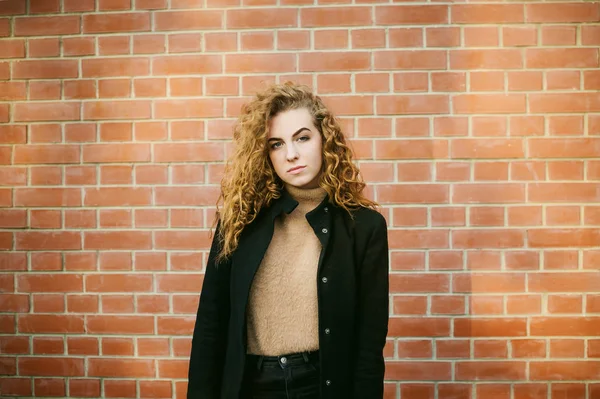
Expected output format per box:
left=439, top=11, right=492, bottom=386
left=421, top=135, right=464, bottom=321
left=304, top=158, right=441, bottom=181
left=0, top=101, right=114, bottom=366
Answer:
left=268, top=187, right=331, bottom=221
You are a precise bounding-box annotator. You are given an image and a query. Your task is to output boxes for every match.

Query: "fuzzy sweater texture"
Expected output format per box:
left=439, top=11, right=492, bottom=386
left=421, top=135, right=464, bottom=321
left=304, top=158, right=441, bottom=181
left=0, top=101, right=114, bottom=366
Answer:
left=246, top=184, right=326, bottom=356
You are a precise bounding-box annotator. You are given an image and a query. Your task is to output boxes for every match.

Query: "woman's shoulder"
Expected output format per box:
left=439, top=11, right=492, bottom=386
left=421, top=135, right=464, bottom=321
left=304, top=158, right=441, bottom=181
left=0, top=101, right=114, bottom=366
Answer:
left=344, top=205, right=388, bottom=232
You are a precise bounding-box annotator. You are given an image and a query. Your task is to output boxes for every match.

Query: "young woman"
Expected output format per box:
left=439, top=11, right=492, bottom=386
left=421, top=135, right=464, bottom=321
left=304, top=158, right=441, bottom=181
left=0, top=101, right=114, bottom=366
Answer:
left=187, top=82, right=389, bottom=399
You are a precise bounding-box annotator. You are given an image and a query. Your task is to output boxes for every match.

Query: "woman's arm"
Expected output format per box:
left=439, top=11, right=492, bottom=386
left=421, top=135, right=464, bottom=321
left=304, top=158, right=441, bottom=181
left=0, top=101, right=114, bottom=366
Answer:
left=353, top=213, right=390, bottom=398
left=187, top=222, right=231, bottom=399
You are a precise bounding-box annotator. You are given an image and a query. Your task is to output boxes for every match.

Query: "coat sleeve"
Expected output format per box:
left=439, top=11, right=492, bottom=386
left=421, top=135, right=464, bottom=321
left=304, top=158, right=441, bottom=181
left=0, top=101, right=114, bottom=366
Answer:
left=353, top=213, right=390, bottom=399
left=187, top=221, right=231, bottom=399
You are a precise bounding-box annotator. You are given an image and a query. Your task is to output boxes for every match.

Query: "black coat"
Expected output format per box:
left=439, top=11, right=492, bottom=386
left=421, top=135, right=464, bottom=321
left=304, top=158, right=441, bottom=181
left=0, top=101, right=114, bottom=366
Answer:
left=187, top=190, right=389, bottom=399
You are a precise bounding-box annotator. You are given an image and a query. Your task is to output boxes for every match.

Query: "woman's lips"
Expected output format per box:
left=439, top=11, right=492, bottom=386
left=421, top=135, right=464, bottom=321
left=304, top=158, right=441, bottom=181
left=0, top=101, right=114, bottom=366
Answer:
left=287, top=166, right=306, bottom=174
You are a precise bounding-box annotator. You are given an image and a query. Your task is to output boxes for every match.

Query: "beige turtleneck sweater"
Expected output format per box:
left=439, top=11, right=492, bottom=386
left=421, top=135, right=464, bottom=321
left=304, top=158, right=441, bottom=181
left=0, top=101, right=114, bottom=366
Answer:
left=246, top=184, right=327, bottom=356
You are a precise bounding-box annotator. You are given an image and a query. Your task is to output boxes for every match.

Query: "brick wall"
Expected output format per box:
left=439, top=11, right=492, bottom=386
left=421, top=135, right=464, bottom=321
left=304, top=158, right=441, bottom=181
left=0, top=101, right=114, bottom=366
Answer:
left=1, top=0, right=599, bottom=398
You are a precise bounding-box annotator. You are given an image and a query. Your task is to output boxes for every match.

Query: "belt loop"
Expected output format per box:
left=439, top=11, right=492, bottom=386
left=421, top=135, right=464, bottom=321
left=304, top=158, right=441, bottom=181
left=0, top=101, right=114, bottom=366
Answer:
left=257, top=356, right=264, bottom=370
left=302, top=352, right=309, bottom=362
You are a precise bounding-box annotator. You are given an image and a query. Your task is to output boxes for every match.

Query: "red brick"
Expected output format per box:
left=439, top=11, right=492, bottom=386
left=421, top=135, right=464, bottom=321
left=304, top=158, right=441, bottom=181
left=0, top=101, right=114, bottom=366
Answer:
left=277, top=30, right=310, bottom=50
left=0, top=126, right=26, bottom=144
left=205, top=32, right=236, bottom=52
left=137, top=0, right=167, bottom=9
left=86, top=274, right=152, bottom=293
left=155, top=187, right=220, bottom=206
left=0, top=39, right=25, bottom=58
left=15, top=16, right=80, bottom=36
left=465, top=26, right=500, bottom=47
left=102, top=337, right=135, bottom=355
left=33, top=337, right=64, bottom=355
left=153, top=55, right=221, bottom=75
left=503, top=26, right=537, bottom=47
left=29, top=0, right=59, bottom=13
left=375, top=139, right=447, bottom=160
left=63, top=37, right=96, bottom=56
left=98, top=36, right=130, bottom=55
left=82, top=143, right=149, bottom=163
left=453, top=94, right=526, bottom=114
left=29, top=81, right=61, bottom=101
left=451, top=49, right=522, bottom=69
left=376, top=50, right=446, bottom=70
left=453, top=273, right=525, bottom=293
left=0, top=335, right=29, bottom=354
left=64, top=0, right=95, bottom=12
left=227, top=8, right=297, bottom=28
left=89, top=358, right=155, bottom=378
left=455, top=318, right=527, bottom=337
left=451, top=4, right=524, bottom=23
left=0, top=0, right=26, bottom=15
left=351, top=29, right=385, bottom=49
left=14, top=60, right=78, bottom=79
left=157, top=316, right=194, bottom=335
left=529, top=183, right=600, bottom=203
left=19, top=314, right=84, bottom=334
left=529, top=228, right=600, bottom=248
left=527, top=48, right=598, bottom=68
left=529, top=92, right=600, bottom=113
left=99, top=0, right=132, bottom=10
left=241, top=31, right=274, bottom=51
left=18, top=274, right=82, bottom=293
left=0, top=293, right=29, bottom=312
left=104, top=379, right=136, bottom=398
left=87, top=315, right=154, bottom=335
left=542, top=25, right=577, bottom=46
left=354, top=73, right=388, bottom=93
left=301, top=7, right=371, bottom=27
left=83, top=13, right=150, bottom=33
left=154, top=99, right=222, bottom=119
left=426, top=27, right=460, bottom=48
left=84, top=101, right=151, bottom=120
left=227, top=53, right=295, bottom=73
left=167, top=33, right=201, bottom=53
left=29, top=38, right=60, bottom=58
left=84, top=232, right=152, bottom=250
left=67, top=294, right=99, bottom=313
left=14, top=145, right=79, bottom=164
left=376, top=5, right=448, bottom=25
left=463, top=26, right=500, bottom=47
left=526, top=3, right=600, bottom=23
left=583, top=26, right=600, bottom=46
left=453, top=138, right=522, bottom=159
left=0, top=19, right=7, bottom=37
left=140, top=380, right=172, bottom=398
left=155, top=10, right=222, bottom=31
left=0, top=62, right=9, bottom=80
left=0, top=82, right=25, bottom=101
left=378, top=95, right=449, bottom=115
left=83, top=58, right=149, bottom=78
left=392, top=72, right=427, bottom=92
left=385, top=361, right=451, bottom=380
left=69, top=379, right=101, bottom=398
left=390, top=274, right=449, bottom=294
left=389, top=28, right=422, bottom=48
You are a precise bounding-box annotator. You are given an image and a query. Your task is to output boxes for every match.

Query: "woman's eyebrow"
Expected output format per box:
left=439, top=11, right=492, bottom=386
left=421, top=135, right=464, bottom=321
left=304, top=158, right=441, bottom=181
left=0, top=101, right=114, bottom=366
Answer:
left=267, top=127, right=310, bottom=142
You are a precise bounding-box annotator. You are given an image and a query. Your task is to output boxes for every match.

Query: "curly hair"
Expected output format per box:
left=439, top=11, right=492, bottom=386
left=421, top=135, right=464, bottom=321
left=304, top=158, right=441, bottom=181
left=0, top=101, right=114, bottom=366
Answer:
left=214, top=81, right=377, bottom=262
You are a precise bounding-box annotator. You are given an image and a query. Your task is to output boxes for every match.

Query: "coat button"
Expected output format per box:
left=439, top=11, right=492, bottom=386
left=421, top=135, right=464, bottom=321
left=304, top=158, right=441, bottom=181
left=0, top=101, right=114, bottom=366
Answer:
left=324, top=207, right=328, bottom=212
left=322, top=228, right=328, bottom=234
left=280, top=357, right=287, bottom=364
left=321, top=277, right=328, bottom=283
left=325, top=380, right=331, bottom=386
left=325, top=328, right=330, bottom=334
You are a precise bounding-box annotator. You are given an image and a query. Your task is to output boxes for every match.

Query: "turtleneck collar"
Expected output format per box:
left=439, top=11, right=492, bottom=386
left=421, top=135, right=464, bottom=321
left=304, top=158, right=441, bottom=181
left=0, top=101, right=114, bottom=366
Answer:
left=283, top=184, right=327, bottom=214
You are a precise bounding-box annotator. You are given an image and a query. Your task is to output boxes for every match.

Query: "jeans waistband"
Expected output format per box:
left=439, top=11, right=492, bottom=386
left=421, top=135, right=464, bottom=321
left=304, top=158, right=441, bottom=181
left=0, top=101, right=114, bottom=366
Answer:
left=246, top=350, right=319, bottom=369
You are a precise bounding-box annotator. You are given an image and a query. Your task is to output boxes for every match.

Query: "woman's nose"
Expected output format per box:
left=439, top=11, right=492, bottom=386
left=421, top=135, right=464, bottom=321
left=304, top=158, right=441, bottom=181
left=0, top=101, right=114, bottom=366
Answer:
left=286, top=145, right=299, bottom=161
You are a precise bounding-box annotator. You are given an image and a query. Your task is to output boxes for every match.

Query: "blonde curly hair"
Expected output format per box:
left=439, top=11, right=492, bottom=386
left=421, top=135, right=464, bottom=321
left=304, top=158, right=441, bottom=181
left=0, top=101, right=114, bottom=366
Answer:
left=214, top=82, right=377, bottom=262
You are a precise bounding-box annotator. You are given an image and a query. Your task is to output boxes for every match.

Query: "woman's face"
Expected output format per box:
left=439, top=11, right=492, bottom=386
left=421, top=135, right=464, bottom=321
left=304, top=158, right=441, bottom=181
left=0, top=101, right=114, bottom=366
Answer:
left=267, top=107, right=323, bottom=190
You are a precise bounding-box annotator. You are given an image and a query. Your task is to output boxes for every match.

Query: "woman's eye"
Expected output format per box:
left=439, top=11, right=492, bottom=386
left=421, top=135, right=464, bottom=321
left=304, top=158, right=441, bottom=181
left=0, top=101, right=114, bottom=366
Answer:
left=297, top=136, right=309, bottom=142
left=270, top=142, right=282, bottom=149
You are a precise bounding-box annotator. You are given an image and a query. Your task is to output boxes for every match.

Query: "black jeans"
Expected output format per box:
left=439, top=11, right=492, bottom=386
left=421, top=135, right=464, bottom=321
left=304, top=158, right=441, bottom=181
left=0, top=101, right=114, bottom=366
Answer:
left=241, top=351, right=321, bottom=399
